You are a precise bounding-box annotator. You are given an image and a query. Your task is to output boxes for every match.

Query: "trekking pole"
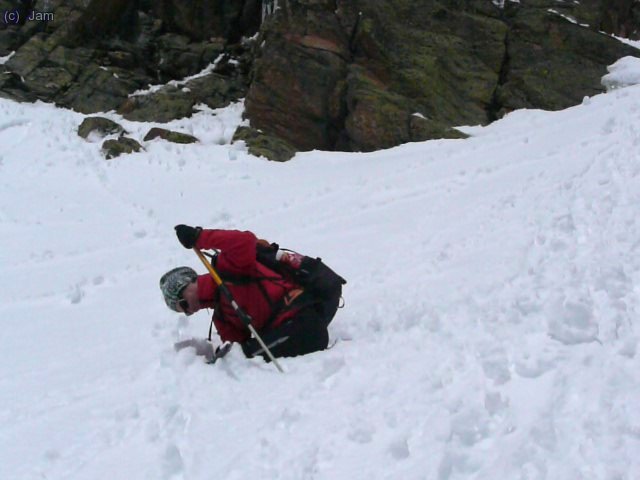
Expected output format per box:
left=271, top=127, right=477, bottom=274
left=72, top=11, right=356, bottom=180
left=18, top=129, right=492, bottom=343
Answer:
left=193, top=247, right=284, bottom=373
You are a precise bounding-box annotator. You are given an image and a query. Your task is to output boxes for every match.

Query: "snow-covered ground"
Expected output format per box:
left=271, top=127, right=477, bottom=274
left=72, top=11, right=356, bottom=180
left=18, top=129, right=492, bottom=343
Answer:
left=1, top=56, right=640, bottom=480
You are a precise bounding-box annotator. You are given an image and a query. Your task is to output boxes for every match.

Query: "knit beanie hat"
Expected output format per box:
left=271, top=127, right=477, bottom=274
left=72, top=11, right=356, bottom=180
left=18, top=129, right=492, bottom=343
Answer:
left=159, top=266, right=197, bottom=312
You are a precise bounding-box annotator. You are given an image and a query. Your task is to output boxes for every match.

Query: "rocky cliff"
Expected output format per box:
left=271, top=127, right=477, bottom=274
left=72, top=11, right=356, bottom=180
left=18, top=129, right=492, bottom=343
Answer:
left=0, top=0, right=257, bottom=120
left=1, top=0, right=638, bottom=160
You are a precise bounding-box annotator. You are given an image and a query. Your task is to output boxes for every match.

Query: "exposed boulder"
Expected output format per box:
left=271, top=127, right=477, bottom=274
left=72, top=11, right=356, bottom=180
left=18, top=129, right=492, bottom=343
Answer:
left=118, top=88, right=197, bottom=123
left=143, top=127, right=199, bottom=144
left=78, top=117, right=127, bottom=139
left=233, top=126, right=297, bottom=162
left=102, top=137, right=143, bottom=159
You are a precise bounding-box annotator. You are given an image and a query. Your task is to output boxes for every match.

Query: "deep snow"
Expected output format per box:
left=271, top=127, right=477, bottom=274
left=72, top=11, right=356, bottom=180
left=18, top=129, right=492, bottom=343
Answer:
left=1, top=56, right=640, bottom=480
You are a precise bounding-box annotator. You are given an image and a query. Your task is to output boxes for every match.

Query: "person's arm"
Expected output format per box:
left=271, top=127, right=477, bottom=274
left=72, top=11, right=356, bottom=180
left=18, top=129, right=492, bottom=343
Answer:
left=195, top=229, right=257, bottom=274
left=174, top=225, right=258, bottom=274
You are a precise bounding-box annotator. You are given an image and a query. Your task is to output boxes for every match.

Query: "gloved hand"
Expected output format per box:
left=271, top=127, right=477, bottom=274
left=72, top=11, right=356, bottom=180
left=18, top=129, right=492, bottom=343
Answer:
left=175, top=224, right=202, bottom=249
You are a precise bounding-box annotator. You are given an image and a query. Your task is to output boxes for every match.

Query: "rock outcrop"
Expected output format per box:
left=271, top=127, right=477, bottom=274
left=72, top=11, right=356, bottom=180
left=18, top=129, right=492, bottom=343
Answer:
left=102, top=137, right=143, bottom=159
left=232, top=125, right=297, bottom=161
left=151, top=0, right=261, bottom=42
left=245, top=0, right=639, bottom=153
left=77, top=116, right=126, bottom=139
left=1, top=0, right=639, bottom=160
left=597, top=0, right=640, bottom=39
left=143, top=127, right=199, bottom=144
left=0, top=0, right=254, bottom=117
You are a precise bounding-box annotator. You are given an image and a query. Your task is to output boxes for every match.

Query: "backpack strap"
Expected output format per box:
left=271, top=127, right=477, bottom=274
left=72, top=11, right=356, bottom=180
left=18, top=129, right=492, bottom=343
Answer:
left=207, top=252, right=291, bottom=334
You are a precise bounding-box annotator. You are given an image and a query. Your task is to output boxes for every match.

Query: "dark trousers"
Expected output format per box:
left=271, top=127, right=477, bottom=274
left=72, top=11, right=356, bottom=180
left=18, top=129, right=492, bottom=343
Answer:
left=241, top=258, right=345, bottom=361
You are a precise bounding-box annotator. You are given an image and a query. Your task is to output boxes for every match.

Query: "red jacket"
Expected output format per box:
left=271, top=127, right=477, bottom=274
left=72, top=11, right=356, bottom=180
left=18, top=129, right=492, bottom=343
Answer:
left=195, top=229, right=298, bottom=343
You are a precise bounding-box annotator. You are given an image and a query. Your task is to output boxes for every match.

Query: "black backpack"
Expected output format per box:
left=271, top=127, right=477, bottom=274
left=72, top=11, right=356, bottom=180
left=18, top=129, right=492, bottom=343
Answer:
left=255, top=243, right=347, bottom=292
left=204, top=243, right=346, bottom=339
left=209, top=242, right=346, bottom=291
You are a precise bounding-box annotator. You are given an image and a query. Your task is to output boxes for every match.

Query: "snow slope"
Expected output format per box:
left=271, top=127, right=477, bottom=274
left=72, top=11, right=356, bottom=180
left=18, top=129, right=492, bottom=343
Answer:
left=1, top=60, right=640, bottom=480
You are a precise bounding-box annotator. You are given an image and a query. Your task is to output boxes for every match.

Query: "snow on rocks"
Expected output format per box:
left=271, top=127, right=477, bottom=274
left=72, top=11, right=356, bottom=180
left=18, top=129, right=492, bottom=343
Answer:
left=0, top=51, right=15, bottom=64
left=602, top=55, right=640, bottom=91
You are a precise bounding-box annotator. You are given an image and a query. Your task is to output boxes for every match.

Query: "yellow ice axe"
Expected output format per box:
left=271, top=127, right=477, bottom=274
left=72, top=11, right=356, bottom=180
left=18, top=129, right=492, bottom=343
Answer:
left=193, top=247, right=284, bottom=373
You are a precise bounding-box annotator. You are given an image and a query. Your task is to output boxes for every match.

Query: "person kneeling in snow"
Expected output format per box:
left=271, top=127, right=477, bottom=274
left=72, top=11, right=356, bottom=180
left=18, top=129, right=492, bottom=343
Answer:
left=160, top=226, right=346, bottom=362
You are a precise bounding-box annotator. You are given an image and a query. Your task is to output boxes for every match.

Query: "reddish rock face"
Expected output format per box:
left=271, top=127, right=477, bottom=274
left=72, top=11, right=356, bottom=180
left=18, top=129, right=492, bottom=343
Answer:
left=244, top=0, right=639, bottom=156
left=245, top=39, right=348, bottom=150
left=245, top=1, right=473, bottom=153
left=244, top=3, right=352, bottom=151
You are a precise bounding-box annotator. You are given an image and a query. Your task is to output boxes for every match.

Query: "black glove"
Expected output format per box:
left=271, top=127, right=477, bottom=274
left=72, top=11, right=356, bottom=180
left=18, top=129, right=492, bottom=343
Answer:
left=175, top=224, right=202, bottom=249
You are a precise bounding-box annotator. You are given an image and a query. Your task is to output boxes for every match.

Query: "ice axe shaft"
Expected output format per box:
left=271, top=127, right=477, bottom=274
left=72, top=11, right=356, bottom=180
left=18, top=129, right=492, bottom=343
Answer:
left=193, top=247, right=284, bottom=373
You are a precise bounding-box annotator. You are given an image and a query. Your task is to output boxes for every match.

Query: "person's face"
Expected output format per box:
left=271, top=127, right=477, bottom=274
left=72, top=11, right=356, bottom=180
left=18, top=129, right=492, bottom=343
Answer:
left=177, top=282, right=200, bottom=316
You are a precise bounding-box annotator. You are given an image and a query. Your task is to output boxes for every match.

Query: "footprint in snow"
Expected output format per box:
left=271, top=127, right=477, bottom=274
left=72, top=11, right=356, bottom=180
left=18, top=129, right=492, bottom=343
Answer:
left=162, top=443, right=184, bottom=479
left=546, top=296, right=599, bottom=345
left=514, top=354, right=557, bottom=379
left=348, top=421, right=375, bottom=444
left=480, top=347, right=511, bottom=385
left=388, top=436, right=411, bottom=460
left=318, top=357, right=345, bottom=382
left=67, top=283, right=85, bottom=304
left=450, top=409, right=490, bottom=447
